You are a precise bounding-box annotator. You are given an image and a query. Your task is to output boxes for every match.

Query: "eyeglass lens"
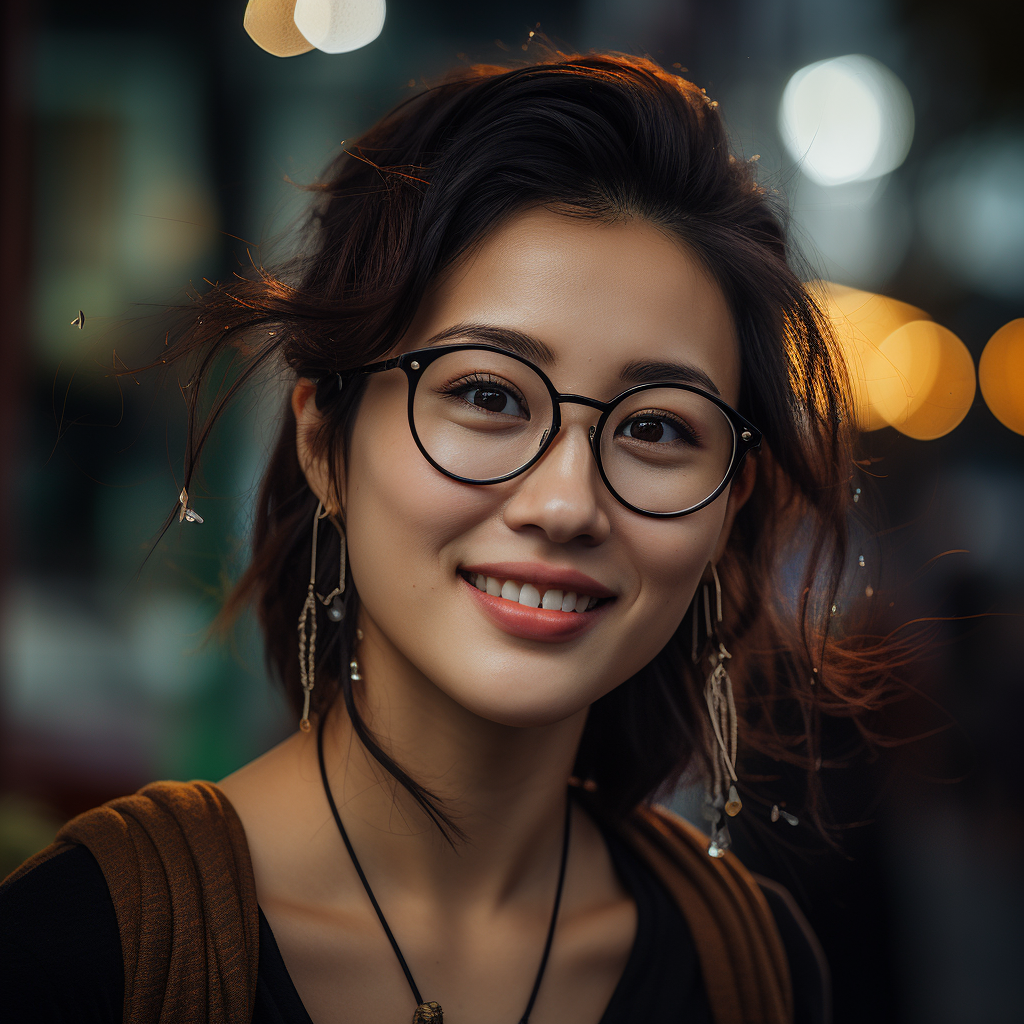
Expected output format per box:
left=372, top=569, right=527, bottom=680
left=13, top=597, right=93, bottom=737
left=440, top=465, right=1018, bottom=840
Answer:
left=411, top=349, right=736, bottom=515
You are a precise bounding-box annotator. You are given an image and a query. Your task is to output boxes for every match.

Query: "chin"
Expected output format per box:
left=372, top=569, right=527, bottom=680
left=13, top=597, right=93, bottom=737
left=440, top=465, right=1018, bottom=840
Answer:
left=437, top=670, right=605, bottom=730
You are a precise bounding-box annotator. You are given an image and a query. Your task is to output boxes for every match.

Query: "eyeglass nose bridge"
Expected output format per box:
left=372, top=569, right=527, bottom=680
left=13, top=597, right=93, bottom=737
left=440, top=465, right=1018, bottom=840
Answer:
left=549, top=393, right=611, bottom=452
left=533, top=393, right=611, bottom=463
left=556, top=394, right=610, bottom=412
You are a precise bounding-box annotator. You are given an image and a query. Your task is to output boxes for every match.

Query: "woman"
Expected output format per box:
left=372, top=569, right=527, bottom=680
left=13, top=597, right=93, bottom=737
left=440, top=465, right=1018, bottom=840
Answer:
left=1, top=53, right=886, bottom=1023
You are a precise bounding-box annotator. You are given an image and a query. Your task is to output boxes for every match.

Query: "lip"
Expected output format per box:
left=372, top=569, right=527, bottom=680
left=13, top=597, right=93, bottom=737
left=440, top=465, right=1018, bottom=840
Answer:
left=462, top=576, right=611, bottom=642
left=459, top=562, right=616, bottom=599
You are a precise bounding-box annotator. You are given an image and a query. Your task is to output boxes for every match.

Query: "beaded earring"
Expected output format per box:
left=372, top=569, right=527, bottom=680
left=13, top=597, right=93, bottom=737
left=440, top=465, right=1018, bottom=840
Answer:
left=694, top=563, right=742, bottom=858
left=297, top=500, right=347, bottom=732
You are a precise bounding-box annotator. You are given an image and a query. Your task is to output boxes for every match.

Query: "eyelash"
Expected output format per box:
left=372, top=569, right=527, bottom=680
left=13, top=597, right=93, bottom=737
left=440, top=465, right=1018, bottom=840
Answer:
left=622, top=409, right=702, bottom=445
left=435, top=373, right=529, bottom=408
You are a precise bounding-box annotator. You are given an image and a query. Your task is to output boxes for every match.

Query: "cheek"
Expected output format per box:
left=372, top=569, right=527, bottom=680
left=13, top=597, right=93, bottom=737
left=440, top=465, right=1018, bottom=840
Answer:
left=636, top=512, right=723, bottom=596
left=610, top=504, right=727, bottom=672
left=347, top=376, right=485, bottom=544
left=342, top=403, right=491, bottom=641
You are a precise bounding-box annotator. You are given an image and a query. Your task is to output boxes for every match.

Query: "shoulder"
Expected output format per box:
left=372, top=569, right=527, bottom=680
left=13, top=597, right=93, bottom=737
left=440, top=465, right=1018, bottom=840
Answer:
left=0, top=843, right=123, bottom=1020
left=623, top=803, right=830, bottom=1024
left=2, top=780, right=260, bottom=1022
left=58, top=779, right=255, bottom=892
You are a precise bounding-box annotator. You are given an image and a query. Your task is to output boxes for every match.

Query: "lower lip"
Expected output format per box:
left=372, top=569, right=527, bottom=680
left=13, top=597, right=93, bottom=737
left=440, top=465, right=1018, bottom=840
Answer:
left=461, top=576, right=610, bottom=643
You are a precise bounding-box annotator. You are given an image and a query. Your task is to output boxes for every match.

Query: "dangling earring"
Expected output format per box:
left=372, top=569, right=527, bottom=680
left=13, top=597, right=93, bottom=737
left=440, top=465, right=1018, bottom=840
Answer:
left=697, top=562, right=742, bottom=858
left=297, top=501, right=348, bottom=733
left=319, top=514, right=347, bottom=623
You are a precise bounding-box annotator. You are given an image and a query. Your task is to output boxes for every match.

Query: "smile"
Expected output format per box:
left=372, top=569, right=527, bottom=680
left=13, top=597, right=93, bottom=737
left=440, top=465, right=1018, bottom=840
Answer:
left=464, top=573, right=601, bottom=613
left=457, top=563, right=615, bottom=642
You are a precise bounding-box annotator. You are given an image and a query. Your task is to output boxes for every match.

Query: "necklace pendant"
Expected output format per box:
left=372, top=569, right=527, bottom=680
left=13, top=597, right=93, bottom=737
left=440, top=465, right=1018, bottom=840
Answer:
left=412, top=1001, right=443, bottom=1023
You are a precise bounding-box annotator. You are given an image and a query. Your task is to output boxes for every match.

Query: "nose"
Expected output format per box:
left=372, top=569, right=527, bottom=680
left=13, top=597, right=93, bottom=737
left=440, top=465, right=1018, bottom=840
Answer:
left=501, top=420, right=611, bottom=545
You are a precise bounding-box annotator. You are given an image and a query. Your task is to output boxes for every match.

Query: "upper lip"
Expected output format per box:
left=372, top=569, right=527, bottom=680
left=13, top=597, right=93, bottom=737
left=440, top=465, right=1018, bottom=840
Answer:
left=459, top=561, right=616, bottom=599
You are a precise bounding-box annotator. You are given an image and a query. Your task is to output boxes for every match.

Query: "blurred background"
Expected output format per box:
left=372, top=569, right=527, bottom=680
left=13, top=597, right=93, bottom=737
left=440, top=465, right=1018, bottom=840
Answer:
left=1, top=1, right=1022, bottom=1021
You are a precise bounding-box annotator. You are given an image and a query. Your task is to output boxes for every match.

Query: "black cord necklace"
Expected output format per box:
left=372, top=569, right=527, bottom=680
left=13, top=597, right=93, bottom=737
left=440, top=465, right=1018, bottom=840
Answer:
left=317, top=713, right=572, bottom=1024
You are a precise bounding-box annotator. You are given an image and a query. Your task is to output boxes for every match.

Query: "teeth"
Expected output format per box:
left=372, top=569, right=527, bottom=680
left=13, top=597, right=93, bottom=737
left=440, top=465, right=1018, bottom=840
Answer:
left=468, top=574, right=603, bottom=612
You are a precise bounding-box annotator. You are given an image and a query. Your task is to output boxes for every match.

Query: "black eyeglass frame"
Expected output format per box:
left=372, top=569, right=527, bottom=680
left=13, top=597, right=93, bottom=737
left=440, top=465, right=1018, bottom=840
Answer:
left=327, top=343, right=762, bottom=518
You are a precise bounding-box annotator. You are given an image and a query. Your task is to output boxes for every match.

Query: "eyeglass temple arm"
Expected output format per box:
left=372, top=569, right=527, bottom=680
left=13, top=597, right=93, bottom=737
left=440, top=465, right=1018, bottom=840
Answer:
left=353, top=356, right=402, bottom=376
left=312, top=356, right=402, bottom=399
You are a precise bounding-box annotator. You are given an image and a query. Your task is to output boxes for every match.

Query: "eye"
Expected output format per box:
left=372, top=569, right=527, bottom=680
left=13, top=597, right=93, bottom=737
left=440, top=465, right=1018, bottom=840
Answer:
left=463, top=386, right=524, bottom=415
left=441, top=375, right=530, bottom=419
left=617, top=413, right=698, bottom=445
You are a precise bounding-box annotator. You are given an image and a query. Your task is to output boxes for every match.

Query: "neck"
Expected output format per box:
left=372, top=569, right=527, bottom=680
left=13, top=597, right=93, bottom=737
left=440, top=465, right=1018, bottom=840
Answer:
left=315, top=620, right=586, bottom=907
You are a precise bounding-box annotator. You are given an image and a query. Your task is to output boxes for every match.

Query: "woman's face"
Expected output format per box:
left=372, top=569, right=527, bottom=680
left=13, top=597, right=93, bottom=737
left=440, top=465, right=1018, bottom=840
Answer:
left=332, top=207, right=746, bottom=728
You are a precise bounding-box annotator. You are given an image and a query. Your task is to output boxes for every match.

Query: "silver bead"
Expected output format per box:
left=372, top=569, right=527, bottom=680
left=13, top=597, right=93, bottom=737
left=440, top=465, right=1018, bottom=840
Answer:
left=707, top=820, right=731, bottom=858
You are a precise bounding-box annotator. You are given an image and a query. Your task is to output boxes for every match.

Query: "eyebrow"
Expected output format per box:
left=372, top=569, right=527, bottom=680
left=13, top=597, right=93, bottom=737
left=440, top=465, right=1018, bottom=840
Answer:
left=620, top=359, right=721, bottom=396
left=424, top=323, right=557, bottom=365
left=423, top=323, right=721, bottom=395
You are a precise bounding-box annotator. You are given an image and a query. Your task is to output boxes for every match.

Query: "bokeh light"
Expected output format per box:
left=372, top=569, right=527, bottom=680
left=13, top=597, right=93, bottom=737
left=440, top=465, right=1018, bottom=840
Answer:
left=979, top=319, right=1024, bottom=436
left=779, top=54, right=914, bottom=187
left=811, top=281, right=931, bottom=431
left=919, top=133, right=1024, bottom=301
left=244, top=0, right=315, bottom=56
left=870, top=321, right=976, bottom=440
left=294, top=0, right=387, bottom=53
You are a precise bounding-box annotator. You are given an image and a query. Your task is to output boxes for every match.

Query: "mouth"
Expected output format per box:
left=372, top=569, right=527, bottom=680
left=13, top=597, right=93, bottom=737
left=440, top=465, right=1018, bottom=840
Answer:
left=457, top=563, right=615, bottom=642
left=460, top=572, right=606, bottom=612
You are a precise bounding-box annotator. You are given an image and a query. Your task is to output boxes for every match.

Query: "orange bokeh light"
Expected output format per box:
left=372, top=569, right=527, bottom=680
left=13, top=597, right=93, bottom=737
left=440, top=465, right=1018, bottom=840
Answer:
left=869, top=321, right=976, bottom=439
left=811, top=282, right=932, bottom=430
left=979, top=319, right=1024, bottom=436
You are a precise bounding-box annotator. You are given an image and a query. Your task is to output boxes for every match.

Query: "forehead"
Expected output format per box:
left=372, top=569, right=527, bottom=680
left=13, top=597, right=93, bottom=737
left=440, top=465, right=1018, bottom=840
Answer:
left=406, top=207, right=741, bottom=404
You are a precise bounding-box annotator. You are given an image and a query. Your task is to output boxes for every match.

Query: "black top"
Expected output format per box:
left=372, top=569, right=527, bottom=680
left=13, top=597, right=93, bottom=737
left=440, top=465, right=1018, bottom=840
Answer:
left=0, top=828, right=828, bottom=1023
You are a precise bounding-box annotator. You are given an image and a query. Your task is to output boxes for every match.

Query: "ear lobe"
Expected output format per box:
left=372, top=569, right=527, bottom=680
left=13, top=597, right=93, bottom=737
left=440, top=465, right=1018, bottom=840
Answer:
left=293, top=378, right=342, bottom=512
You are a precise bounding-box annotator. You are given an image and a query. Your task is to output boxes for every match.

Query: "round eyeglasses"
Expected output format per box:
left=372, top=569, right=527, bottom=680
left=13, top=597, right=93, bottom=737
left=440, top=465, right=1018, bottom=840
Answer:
left=329, top=343, right=762, bottom=518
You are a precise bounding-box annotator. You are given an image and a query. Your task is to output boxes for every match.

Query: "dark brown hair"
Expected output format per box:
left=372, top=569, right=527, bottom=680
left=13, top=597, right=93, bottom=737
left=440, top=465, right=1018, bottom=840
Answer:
left=153, top=53, right=904, bottom=834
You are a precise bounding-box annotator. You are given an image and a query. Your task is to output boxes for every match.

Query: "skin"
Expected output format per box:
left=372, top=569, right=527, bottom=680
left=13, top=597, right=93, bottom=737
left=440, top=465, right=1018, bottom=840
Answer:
left=219, top=207, right=755, bottom=1024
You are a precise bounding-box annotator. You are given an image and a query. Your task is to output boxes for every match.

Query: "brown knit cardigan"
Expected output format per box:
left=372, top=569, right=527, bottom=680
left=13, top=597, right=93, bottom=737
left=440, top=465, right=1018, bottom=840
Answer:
left=1, top=781, right=792, bottom=1024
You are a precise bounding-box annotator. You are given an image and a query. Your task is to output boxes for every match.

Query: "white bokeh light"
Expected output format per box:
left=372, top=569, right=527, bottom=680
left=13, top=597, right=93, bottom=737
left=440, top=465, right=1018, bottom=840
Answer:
left=779, top=54, right=914, bottom=186
left=293, top=0, right=386, bottom=54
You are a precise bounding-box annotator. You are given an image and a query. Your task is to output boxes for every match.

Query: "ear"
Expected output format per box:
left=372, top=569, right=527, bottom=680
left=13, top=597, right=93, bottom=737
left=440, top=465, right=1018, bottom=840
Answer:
left=292, top=379, right=343, bottom=513
left=712, top=454, right=756, bottom=563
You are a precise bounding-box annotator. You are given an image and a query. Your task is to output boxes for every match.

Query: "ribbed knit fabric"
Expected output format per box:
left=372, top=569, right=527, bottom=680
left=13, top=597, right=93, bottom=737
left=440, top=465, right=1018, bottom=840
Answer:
left=1, top=781, right=259, bottom=1024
